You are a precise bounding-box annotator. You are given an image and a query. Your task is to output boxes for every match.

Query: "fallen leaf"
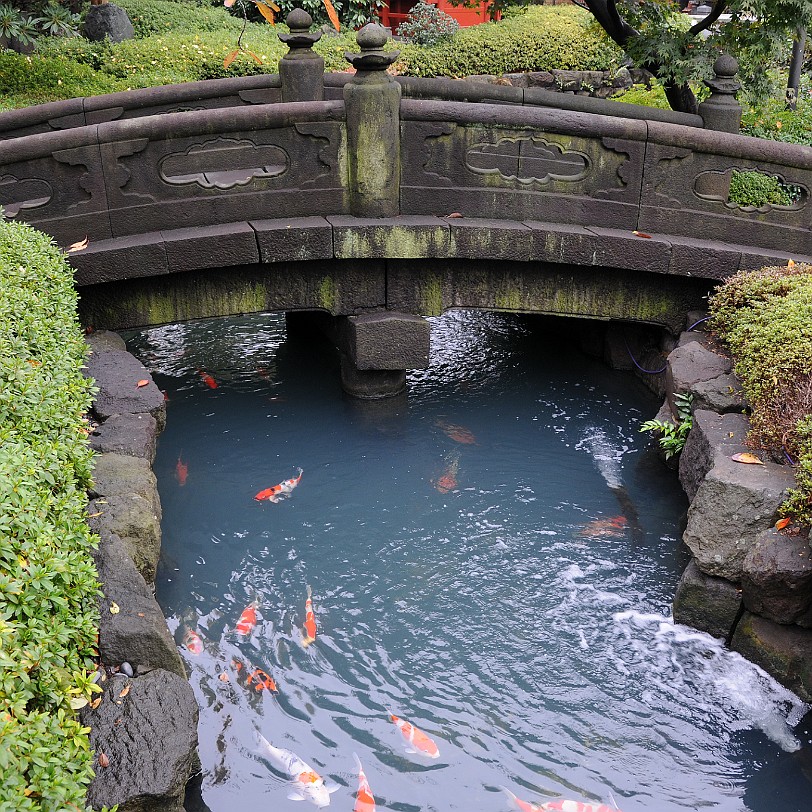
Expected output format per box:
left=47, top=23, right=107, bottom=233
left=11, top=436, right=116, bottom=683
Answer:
left=731, top=452, right=764, bottom=465
left=136, top=379, right=149, bottom=388
left=26, top=359, right=41, bottom=367
left=323, top=0, right=340, bottom=30
left=90, top=697, right=102, bottom=709
left=66, top=236, right=89, bottom=253
left=137, top=612, right=145, bottom=618
left=788, top=258, right=796, bottom=268
left=118, top=684, right=131, bottom=698
left=444, top=212, right=463, bottom=218
left=69, top=696, right=89, bottom=710
left=775, top=517, right=791, bottom=530
left=88, top=512, right=103, bottom=518
left=632, top=230, right=652, bottom=239
left=109, top=602, right=120, bottom=614
left=98, top=752, right=110, bottom=768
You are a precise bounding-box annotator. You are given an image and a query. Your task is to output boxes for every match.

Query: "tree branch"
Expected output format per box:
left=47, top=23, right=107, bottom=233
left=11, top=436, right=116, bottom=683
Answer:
left=688, top=0, right=728, bottom=36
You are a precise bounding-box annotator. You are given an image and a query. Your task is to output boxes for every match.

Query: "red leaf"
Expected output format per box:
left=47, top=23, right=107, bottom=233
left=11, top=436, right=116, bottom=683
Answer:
left=323, top=0, right=340, bottom=31
left=254, top=1, right=275, bottom=24
left=246, top=48, right=264, bottom=65
left=632, top=231, right=652, bottom=239
left=223, top=49, right=239, bottom=69
left=136, top=379, right=149, bottom=388
left=775, top=517, right=791, bottom=530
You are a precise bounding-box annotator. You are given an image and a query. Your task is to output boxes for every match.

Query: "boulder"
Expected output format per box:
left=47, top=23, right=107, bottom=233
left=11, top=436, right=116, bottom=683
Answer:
left=89, top=494, right=162, bottom=584
left=682, top=454, right=797, bottom=581
left=86, top=330, right=127, bottom=352
left=673, top=558, right=742, bottom=640
left=82, top=668, right=198, bottom=812
left=666, top=339, right=733, bottom=415
left=90, top=413, right=160, bottom=463
left=82, top=3, right=135, bottom=43
left=93, top=534, right=186, bottom=678
left=526, top=71, right=556, bottom=88
left=741, top=529, right=812, bottom=625
left=679, top=409, right=750, bottom=501
left=731, top=612, right=812, bottom=702
left=85, top=350, right=166, bottom=430
left=90, top=453, right=162, bottom=520
left=690, top=372, right=746, bottom=414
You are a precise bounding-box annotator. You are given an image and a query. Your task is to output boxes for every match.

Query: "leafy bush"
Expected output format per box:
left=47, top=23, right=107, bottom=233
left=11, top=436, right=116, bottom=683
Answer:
left=115, top=0, right=244, bottom=38
left=397, top=1, right=459, bottom=47
left=394, top=6, right=622, bottom=78
left=740, top=77, right=812, bottom=147
left=728, top=169, right=801, bottom=208
left=640, top=392, right=694, bottom=459
left=709, top=263, right=812, bottom=523
left=0, top=220, right=102, bottom=811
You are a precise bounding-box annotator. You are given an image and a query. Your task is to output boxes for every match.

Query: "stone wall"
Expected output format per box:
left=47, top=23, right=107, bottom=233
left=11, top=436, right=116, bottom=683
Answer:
left=80, top=331, right=199, bottom=812
left=665, top=320, right=812, bottom=701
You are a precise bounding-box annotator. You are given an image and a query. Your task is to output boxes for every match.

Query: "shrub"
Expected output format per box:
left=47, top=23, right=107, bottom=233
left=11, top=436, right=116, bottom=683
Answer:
left=0, top=220, right=102, bottom=811
left=397, top=1, right=459, bottom=47
left=394, top=6, right=622, bottom=78
left=708, top=263, right=812, bottom=524
left=728, top=169, right=801, bottom=208
left=115, top=0, right=244, bottom=38
left=740, top=79, right=812, bottom=148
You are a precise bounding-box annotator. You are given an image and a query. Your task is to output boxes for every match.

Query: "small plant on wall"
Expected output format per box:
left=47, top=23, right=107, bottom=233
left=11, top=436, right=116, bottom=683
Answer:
left=640, top=392, right=694, bottom=460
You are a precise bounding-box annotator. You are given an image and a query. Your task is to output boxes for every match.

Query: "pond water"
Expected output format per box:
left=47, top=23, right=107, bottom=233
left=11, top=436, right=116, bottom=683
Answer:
left=127, top=310, right=812, bottom=812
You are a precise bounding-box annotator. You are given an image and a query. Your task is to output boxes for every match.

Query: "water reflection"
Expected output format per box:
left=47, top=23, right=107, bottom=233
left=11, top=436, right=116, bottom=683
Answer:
left=126, top=310, right=811, bottom=812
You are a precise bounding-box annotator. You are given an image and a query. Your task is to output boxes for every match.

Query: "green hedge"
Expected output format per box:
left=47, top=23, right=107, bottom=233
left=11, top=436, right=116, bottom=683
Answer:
left=0, top=220, right=102, bottom=811
left=728, top=169, right=799, bottom=208
left=394, top=6, right=622, bottom=78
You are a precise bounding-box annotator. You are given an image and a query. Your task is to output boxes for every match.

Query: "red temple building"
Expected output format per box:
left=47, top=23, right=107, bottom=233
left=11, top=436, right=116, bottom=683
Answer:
left=378, top=0, right=493, bottom=33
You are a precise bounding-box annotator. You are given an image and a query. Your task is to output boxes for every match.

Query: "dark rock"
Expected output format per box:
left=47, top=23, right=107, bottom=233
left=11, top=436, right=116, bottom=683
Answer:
left=679, top=409, right=750, bottom=501
left=673, top=558, right=742, bottom=639
left=611, top=67, right=633, bottom=89
left=683, top=453, right=797, bottom=580
left=526, top=71, right=556, bottom=88
left=503, top=72, right=529, bottom=88
left=731, top=612, right=812, bottom=702
left=82, top=668, right=198, bottom=812
left=90, top=413, right=160, bottom=463
left=86, top=330, right=127, bottom=352
left=464, top=74, right=499, bottom=85
left=85, top=350, right=166, bottom=431
left=93, top=534, right=186, bottom=678
left=741, top=529, right=812, bottom=624
left=88, top=495, right=162, bottom=583
left=344, top=311, right=430, bottom=370
left=552, top=70, right=581, bottom=92
left=82, top=3, right=135, bottom=43
left=666, top=340, right=732, bottom=413
left=90, top=453, right=161, bottom=520
left=690, top=372, right=746, bottom=413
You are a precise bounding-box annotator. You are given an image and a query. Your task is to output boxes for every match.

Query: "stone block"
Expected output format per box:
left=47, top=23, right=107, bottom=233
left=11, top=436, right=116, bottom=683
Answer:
left=666, top=340, right=738, bottom=415
left=448, top=219, right=532, bottom=262
left=86, top=330, right=127, bottom=353
left=162, top=222, right=259, bottom=273
left=673, top=558, right=742, bottom=640
left=251, top=216, right=333, bottom=263
left=329, top=215, right=450, bottom=259
left=665, top=235, right=742, bottom=280
left=345, top=311, right=430, bottom=370
left=89, top=413, right=160, bottom=463
left=89, top=453, right=162, bottom=521
left=82, top=668, right=198, bottom=812
left=526, top=71, right=556, bottom=88
left=742, top=529, right=812, bottom=625
left=69, top=232, right=169, bottom=287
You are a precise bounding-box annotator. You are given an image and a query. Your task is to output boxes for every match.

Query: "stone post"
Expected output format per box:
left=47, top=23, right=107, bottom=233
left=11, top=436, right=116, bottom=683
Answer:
left=344, top=24, right=401, bottom=217
left=278, top=9, right=324, bottom=102
left=698, top=54, right=742, bottom=133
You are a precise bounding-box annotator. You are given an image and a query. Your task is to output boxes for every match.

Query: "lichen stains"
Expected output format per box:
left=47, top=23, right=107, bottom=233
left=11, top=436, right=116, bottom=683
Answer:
left=420, top=275, right=444, bottom=317
left=337, top=226, right=447, bottom=260
left=495, top=287, right=524, bottom=311
left=318, top=276, right=337, bottom=313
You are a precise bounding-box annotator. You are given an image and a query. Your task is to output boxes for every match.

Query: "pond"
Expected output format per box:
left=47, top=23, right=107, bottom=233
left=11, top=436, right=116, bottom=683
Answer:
left=127, top=310, right=811, bottom=812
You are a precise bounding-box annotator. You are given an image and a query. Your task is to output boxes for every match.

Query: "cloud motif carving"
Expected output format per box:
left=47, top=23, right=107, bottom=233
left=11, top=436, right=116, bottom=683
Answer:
left=160, top=138, right=288, bottom=189
left=466, top=137, right=589, bottom=184
left=0, top=175, right=52, bottom=217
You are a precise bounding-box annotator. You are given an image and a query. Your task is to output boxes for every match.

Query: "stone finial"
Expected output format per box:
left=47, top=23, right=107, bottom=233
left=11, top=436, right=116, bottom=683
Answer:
left=345, top=22, right=399, bottom=71
left=278, top=8, right=322, bottom=49
left=278, top=7, right=324, bottom=102
left=698, top=53, right=742, bottom=133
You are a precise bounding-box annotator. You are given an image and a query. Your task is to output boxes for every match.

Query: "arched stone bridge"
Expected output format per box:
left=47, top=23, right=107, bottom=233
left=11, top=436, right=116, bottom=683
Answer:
left=1, top=21, right=810, bottom=395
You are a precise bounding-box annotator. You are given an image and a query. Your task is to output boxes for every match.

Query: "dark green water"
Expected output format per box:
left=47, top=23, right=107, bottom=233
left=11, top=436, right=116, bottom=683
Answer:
left=127, top=310, right=812, bottom=812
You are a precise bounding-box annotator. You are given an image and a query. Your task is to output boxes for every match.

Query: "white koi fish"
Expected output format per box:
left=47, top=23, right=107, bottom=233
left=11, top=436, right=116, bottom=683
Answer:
left=255, top=732, right=339, bottom=807
left=502, top=787, right=622, bottom=812
left=255, top=467, right=303, bottom=503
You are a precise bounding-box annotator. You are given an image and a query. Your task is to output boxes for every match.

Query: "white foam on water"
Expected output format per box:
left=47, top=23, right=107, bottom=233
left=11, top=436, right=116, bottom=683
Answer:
left=576, top=427, right=627, bottom=491
left=613, top=610, right=809, bottom=752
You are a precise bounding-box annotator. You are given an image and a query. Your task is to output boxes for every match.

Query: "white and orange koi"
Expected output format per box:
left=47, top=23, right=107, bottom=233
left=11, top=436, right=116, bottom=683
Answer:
left=302, top=585, right=317, bottom=648
left=352, top=753, right=375, bottom=812
left=502, top=788, right=622, bottom=812
left=255, top=732, right=339, bottom=807
left=255, top=467, right=303, bottom=502
left=183, top=628, right=204, bottom=655
left=235, top=600, right=259, bottom=638
left=389, top=713, right=440, bottom=758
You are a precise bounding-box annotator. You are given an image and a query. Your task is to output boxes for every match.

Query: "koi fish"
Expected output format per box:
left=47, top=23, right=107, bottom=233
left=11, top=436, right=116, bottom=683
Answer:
left=352, top=752, right=375, bottom=812
left=197, top=369, right=218, bottom=389
left=389, top=714, right=440, bottom=758
left=232, top=657, right=278, bottom=693
left=302, top=585, right=317, bottom=648
left=434, top=452, right=460, bottom=493
left=183, top=629, right=204, bottom=655
left=235, top=600, right=259, bottom=638
left=578, top=516, right=627, bottom=539
left=255, top=732, right=339, bottom=807
left=255, top=467, right=303, bottom=503
left=502, top=788, right=621, bottom=812
left=436, top=419, right=477, bottom=445
left=175, top=455, right=188, bottom=486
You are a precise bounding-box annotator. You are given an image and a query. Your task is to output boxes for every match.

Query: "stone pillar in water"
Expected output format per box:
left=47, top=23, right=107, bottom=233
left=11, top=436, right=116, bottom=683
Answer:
left=278, top=9, right=324, bottom=103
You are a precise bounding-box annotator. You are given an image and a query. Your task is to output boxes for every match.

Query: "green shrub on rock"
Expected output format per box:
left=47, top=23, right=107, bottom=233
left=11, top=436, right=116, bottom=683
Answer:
left=728, top=169, right=800, bottom=208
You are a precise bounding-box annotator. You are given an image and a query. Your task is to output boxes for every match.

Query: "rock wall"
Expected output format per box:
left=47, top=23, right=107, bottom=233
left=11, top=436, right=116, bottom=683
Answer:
left=81, top=331, right=199, bottom=812
left=464, top=66, right=646, bottom=98
left=665, top=320, right=812, bottom=702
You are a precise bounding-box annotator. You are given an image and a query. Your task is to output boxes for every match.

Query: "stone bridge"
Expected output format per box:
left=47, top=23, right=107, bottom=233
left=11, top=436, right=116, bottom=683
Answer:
left=1, top=14, right=811, bottom=395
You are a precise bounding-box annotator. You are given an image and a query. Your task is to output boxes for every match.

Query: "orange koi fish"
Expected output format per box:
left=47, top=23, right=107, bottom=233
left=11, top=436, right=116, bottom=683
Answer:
left=302, top=585, right=317, bottom=648
left=183, top=628, right=204, bottom=655
left=197, top=369, right=218, bottom=389
left=232, top=657, right=278, bottom=693
left=255, top=467, right=303, bottom=503
left=434, top=452, right=460, bottom=494
left=578, top=515, right=627, bottom=539
left=175, top=455, right=188, bottom=486
left=235, top=600, right=259, bottom=638
left=352, top=753, right=375, bottom=812
left=389, top=714, right=440, bottom=759
left=436, top=419, right=477, bottom=445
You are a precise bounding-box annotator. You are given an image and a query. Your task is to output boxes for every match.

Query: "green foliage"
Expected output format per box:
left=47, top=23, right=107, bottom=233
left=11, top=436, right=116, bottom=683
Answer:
left=0, top=220, right=102, bottom=811
left=116, top=0, right=244, bottom=38
left=740, top=75, right=812, bottom=146
left=397, top=0, right=459, bottom=47
left=395, top=6, right=622, bottom=78
left=709, top=263, right=812, bottom=523
left=611, top=79, right=682, bottom=110
left=780, top=416, right=812, bottom=526
left=640, top=392, right=694, bottom=459
left=728, top=169, right=801, bottom=208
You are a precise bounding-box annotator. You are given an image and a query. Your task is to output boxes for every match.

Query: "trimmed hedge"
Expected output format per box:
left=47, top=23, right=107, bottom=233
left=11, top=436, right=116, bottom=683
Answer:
left=394, top=6, right=622, bottom=78
left=0, top=220, right=102, bottom=811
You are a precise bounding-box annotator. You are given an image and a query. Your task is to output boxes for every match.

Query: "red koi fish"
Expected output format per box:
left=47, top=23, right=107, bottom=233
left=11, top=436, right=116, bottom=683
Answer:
left=502, top=789, right=621, bottom=812
left=389, top=714, right=440, bottom=759
left=197, top=369, right=218, bottom=389
left=434, top=452, right=460, bottom=494
left=255, top=467, right=303, bottom=503
left=302, top=585, right=317, bottom=648
left=183, top=629, right=204, bottom=655
left=175, top=455, right=188, bottom=486
left=353, top=753, right=375, bottom=812
left=578, top=515, right=627, bottom=539
left=436, top=420, right=477, bottom=445
left=232, top=657, right=278, bottom=693
left=235, top=600, right=259, bottom=638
